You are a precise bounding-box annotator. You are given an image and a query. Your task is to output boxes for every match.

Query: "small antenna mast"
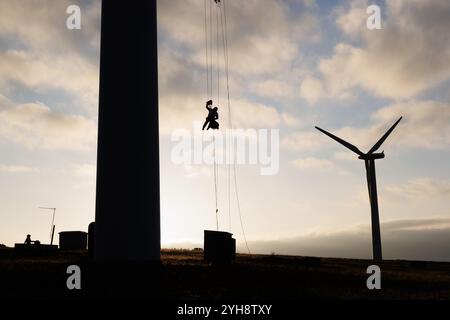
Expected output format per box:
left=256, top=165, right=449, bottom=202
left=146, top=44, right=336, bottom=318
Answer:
left=38, top=206, right=56, bottom=245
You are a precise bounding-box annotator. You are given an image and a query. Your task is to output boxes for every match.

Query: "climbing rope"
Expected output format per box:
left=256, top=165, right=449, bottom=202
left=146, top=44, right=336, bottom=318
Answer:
left=213, top=133, right=219, bottom=231
left=204, top=0, right=209, bottom=101
left=219, top=0, right=232, bottom=235
left=204, top=0, right=250, bottom=254
left=205, top=0, right=219, bottom=231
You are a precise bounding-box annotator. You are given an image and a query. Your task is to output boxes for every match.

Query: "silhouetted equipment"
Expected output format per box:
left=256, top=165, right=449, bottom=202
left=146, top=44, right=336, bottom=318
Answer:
left=204, top=230, right=236, bottom=265
left=88, top=222, right=95, bottom=258
left=15, top=234, right=57, bottom=254
left=95, top=0, right=160, bottom=260
left=38, top=207, right=56, bottom=245
left=14, top=244, right=58, bottom=255
left=59, top=231, right=88, bottom=251
left=315, top=117, right=403, bottom=261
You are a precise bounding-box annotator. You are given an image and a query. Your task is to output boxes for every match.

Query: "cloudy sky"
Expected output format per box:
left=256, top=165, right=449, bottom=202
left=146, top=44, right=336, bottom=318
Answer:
left=0, top=0, right=449, bottom=262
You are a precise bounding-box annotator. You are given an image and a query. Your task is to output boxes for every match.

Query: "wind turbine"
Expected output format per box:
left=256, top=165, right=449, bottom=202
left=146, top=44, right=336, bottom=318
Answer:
left=315, top=117, right=403, bottom=261
left=38, top=207, right=56, bottom=245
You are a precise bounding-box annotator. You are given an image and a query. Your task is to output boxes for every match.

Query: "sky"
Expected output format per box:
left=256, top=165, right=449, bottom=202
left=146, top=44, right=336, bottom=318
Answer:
left=0, top=0, right=450, bottom=261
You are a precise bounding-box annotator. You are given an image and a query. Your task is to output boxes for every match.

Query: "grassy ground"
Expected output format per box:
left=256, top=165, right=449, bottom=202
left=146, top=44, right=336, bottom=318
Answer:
left=0, top=247, right=449, bottom=300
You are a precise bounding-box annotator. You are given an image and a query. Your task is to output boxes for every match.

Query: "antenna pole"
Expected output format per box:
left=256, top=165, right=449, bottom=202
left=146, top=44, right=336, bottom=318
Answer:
left=51, top=208, right=56, bottom=236
left=50, top=225, right=56, bottom=246
left=38, top=207, right=57, bottom=244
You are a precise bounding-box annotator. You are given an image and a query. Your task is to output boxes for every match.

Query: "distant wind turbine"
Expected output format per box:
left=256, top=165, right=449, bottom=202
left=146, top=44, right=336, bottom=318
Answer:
left=315, top=117, right=403, bottom=261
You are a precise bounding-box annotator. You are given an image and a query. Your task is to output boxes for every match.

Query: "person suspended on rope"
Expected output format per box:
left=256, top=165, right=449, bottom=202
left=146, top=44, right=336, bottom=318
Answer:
left=202, top=100, right=220, bottom=130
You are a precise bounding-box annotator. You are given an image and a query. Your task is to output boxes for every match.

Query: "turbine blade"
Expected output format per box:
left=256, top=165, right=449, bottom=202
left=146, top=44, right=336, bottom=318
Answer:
left=315, top=126, right=364, bottom=156
left=368, top=117, right=403, bottom=154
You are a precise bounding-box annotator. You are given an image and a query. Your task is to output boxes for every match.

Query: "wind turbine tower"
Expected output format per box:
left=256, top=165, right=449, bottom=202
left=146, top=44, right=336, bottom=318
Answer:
left=95, top=0, right=160, bottom=261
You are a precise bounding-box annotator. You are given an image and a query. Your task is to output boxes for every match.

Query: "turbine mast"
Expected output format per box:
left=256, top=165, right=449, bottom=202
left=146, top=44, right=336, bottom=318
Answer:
left=95, top=0, right=160, bottom=261
left=365, top=160, right=382, bottom=261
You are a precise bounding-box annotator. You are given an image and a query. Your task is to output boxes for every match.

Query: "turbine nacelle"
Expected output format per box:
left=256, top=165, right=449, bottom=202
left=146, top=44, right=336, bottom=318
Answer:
left=359, top=152, right=385, bottom=160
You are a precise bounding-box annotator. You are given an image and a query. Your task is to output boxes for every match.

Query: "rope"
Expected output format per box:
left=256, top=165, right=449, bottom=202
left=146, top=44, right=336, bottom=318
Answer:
left=220, top=0, right=251, bottom=254
left=204, top=0, right=209, bottom=100
left=219, top=2, right=231, bottom=233
left=206, top=0, right=219, bottom=231
left=213, top=133, right=219, bottom=231
left=216, top=3, right=220, bottom=106
left=209, top=0, right=213, bottom=98
left=202, top=0, right=250, bottom=254
left=215, top=3, right=222, bottom=233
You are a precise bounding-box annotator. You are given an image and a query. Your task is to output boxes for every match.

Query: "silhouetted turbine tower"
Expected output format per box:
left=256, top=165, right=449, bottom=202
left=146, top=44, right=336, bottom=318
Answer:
left=315, top=117, right=403, bottom=261
left=95, top=0, right=160, bottom=261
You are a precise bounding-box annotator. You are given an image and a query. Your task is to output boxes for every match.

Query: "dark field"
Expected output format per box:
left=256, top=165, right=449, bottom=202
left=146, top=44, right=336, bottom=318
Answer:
left=0, top=247, right=449, bottom=300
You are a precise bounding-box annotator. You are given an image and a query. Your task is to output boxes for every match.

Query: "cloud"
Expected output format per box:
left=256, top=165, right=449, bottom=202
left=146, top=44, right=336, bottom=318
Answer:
left=373, top=101, right=450, bottom=149
left=156, top=0, right=317, bottom=135
left=291, top=157, right=335, bottom=170
left=332, top=100, right=450, bottom=151
left=300, top=76, right=324, bottom=104
left=0, top=95, right=97, bottom=151
left=0, top=0, right=100, bottom=53
left=320, top=0, right=450, bottom=99
left=282, top=131, right=324, bottom=152
left=244, top=218, right=450, bottom=262
left=0, top=50, right=99, bottom=112
left=158, top=47, right=296, bottom=134
left=230, top=99, right=282, bottom=128
left=251, top=80, right=296, bottom=101
left=159, top=93, right=287, bottom=135
left=161, top=94, right=296, bottom=137
left=303, top=0, right=317, bottom=9
left=332, top=150, right=356, bottom=161
left=335, top=0, right=369, bottom=38
left=382, top=218, right=450, bottom=232
left=158, top=0, right=319, bottom=76
left=0, top=164, right=38, bottom=174
left=289, top=100, right=450, bottom=154
left=281, top=113, right=300, bottom=127
left=384, top=179, right=450, bottom=201
left=165, top=218, right=450, bottom=262
left=0, top=0, right=100, bottom=114
left=183, top=164, right=212, bottom=179
left=70, top=163, right=96, bottom=189
left=73, top=163, right=96, bottom=179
